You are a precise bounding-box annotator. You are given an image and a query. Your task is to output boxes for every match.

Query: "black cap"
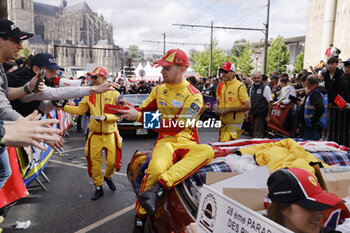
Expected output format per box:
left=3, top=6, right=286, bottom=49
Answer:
left=267, top=168, right=343, bottom=211
left=30, top=53, right=64, bottom=71
left=0, top=19, right=33, bottom=41
left=342, top=58, right=350, bottom=66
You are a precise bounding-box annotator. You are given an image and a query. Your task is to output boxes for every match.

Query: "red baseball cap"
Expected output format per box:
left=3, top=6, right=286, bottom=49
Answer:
left=87, top=67, right=107, bottom=78
left=267, top=168, right=344, bottom=211
left=220, top=62, right=235, bottom=72
left=154, top=49, right=189, bottom=67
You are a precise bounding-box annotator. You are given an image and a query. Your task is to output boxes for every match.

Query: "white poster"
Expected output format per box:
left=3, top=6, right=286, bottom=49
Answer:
left=196, top=185, right=292, bottom=233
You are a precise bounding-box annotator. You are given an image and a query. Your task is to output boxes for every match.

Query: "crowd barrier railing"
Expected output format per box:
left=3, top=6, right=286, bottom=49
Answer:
left=328, top=106, right=350, bottom=147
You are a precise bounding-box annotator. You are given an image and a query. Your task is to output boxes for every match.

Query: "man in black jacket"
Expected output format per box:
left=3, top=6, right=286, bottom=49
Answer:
left=249, top=72, right=273, bottom=138
left=338, top=59, right=350, bottom=146
left=7, top=53, right=64, bottom=116
left=320, top=56, right=343, bottom=142
left=321, top=56, right=343, bottom=104
left=340, top=59, right=350, bottom=107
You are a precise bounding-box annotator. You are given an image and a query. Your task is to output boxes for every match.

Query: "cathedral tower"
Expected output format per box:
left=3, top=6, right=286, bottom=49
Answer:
left=8, top=0, right=35, bottom=34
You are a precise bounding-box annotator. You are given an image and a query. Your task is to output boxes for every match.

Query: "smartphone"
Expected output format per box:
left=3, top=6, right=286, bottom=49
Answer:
left=34, top=69, right=46, bottom=92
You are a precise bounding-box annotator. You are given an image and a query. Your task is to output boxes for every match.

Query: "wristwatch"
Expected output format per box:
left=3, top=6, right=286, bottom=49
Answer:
left=24, top=83, right=32, bottom=94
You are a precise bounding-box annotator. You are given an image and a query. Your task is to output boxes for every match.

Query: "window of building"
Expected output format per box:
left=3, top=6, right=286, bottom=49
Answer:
left=81, top=15, right=87, bottom=30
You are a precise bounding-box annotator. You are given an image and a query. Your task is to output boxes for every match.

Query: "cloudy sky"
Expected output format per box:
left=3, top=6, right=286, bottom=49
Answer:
left=35, top=0, right=309, bottom=55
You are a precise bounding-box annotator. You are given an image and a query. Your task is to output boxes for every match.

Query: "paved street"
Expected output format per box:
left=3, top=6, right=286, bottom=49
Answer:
left=1, top=126, right=222, bottom=233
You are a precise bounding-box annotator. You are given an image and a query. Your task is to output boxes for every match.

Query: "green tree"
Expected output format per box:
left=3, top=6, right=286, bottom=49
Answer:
left=231, top=39, right=247, bottom=57
left=231, top=43, right=254, bottom=76
left=292, top=51, right=304, bottom=74
left=17, top=45, right=32, bottom=60
left=126, top=45, right=144, bottom=59
left=193, top=40, right=227, bottom=77
left=188, top=49, right=198, bottom=63
left=266, top=35, right=290, bottom=75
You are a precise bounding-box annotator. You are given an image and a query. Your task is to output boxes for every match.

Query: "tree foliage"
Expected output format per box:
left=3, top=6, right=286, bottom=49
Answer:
left=188, top=49, right=198, bottom=63
left=231, top=39, right=247, bottom=57
left=126, top=45, right=144, bottom=59
left=193, top=40, right=255, bottom=77
left=292, top=51, right=304, bottom=74
left=193, top=40, right=227, bottom=77
left=266, top=35, right=290, bottom=75
left=230, top=43, right=254, bottom=76
left=17, top=45, right=32, bottom=60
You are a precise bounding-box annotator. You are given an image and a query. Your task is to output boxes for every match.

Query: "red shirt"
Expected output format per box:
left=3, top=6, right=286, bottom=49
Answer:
left=325, top=47, right=332, bottom=57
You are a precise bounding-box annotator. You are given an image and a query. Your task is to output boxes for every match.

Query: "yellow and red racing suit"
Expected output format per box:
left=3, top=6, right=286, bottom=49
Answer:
left=63, top=90, right=122, bottom=187
left=135, top=80, right=214, bottom=216
left=216, top=78, right=250, bottom=141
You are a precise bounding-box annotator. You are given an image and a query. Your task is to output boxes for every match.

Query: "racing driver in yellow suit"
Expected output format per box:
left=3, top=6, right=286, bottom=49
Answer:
left=215, top=62, right=251, bottom=141
left=118, top=49, right=214, bottom=233
left=62, top=67, right=122, bottom=200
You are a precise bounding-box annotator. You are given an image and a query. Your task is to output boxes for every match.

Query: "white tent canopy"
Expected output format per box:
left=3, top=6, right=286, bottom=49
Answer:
left=134, top=61, right=162, bottom=81
left=131, top=61, right=200, bottom=82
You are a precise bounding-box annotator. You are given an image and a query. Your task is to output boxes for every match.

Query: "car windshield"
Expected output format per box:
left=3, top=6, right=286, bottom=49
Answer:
left=123, top=94, right=149, bottom=107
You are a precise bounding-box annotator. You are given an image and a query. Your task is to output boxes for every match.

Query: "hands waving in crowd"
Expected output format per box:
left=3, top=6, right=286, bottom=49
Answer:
left=2, top=110, right=62, bottom=151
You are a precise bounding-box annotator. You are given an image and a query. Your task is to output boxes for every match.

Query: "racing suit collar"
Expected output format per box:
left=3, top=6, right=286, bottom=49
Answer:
left=224, top=77, right=238, bottom=85
left=165, top=80, right=188, bottom=90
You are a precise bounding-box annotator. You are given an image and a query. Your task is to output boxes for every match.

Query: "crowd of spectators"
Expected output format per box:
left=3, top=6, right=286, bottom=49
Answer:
left=5, top=52, right=348, bottom=144
left=157, top=55, right=348, bottom=143
left=113, top=77, right=160, bottom=95
left=109, top=54, right=349, bottom=143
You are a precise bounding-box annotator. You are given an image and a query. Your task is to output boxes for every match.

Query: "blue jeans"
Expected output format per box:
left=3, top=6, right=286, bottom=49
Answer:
left=0, top=148, right=12, bottom=190
left=304, top=125, right=321, bottom=141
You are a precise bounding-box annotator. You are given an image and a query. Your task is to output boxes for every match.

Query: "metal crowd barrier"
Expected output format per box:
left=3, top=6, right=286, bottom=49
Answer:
left=328, top=106, right=350, bottom=147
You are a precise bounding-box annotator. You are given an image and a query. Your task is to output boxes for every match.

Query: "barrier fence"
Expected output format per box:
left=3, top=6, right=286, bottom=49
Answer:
left=328, top=106, right=350, bottom=147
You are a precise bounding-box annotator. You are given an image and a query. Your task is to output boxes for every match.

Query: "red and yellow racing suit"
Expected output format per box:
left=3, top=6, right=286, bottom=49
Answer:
left=63, top=90, right=122, bottom=187
left=135, top=80, right=214, bottom=216
left=216, top=78, right=250, bottom=141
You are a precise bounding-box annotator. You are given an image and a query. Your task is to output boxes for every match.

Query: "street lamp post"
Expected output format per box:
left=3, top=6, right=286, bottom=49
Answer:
left=263, top=0, right=270, bottom=75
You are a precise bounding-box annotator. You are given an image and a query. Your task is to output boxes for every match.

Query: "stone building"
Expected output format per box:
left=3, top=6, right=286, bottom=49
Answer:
left=7, top=0, right=123, bottom=74
left=305, top=0, right=350, bottom=67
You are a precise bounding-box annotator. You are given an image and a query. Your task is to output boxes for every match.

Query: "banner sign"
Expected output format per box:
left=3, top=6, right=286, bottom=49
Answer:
left=196, top=185, right=292, bottom=233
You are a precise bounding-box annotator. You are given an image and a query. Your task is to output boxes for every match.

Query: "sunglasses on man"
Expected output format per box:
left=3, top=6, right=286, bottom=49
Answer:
left=221, top=70, right=231, bottom=74
left=3, top=37, right=22, bottom=46
left=90, top=75, right=104, bottom=80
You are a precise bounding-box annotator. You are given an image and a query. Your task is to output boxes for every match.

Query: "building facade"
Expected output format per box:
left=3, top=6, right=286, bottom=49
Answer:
left=305, top=0, right=350, bottom=67
left=8, top=0, right=123, bottom=74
